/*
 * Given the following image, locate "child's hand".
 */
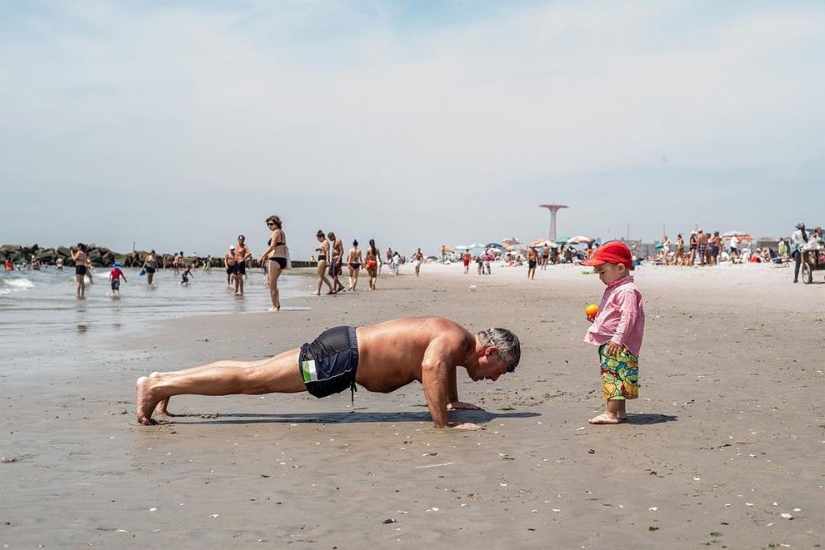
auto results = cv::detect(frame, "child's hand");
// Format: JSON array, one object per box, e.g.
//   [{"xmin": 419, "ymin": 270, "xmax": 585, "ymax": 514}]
[{"xmin": 605, "ymin": 342, "xmax": 624, "ymax": 357}]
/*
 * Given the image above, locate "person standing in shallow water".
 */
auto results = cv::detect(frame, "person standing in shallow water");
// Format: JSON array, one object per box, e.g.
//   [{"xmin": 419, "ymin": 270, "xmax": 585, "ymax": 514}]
[
  {"xmin": 258, "ymin": 215, "xmax": 288, "ymax": 310},
  {"xmin": 70, "ymin": 243, "xmax": 88, "ymax": 299},
  {"xmin": 109, "ymin": 262, "xmax": 127, "ymax": 298},
  {"xmin": 142, "ymin": 250, "xmax": 158, "ymax": 285},
  {"xmin": 233, "ymin": 235, "xmax": 252, "ymax": 296},
  {"xmin": 224, "ymin": 245, "xmax": 236, "ymax": 287}
]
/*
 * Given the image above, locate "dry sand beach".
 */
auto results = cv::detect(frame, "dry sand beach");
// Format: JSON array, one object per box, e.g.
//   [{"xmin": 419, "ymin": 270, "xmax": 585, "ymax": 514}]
[{"xmin": 3, "ymin": 261, "xmax": 824, "ymax": 549}]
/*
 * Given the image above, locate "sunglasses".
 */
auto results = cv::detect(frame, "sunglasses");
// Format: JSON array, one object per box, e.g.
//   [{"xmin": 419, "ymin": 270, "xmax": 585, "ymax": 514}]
[
  {"xmin": 498, "ymin": 350, "xmax": 516, "ymax": 373},
  {"xmin": 266, "ymin": 222, "xmax": 275, "ymax": 227}
]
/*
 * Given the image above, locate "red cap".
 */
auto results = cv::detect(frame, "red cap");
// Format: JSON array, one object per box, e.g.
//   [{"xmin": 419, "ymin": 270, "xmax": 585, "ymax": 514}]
[{"xmin": 582, "ymin": 241, "xmax": 633, "ymax": 269}]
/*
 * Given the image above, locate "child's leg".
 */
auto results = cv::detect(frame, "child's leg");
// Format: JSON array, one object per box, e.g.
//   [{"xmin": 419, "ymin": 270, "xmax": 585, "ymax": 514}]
[
  {"xmin": 605, "ymin": 399, "xmax": 627, "ymax": 419},
  {"xmin": 590, "ymin": 344, "xmax": 637, "ymax": 425}
]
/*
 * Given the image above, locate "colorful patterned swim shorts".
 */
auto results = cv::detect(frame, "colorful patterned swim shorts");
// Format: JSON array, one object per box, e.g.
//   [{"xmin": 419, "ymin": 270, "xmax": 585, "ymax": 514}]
[{"xmin": 598, "ymin": 343, "xmax": 639, "ymax": 401}]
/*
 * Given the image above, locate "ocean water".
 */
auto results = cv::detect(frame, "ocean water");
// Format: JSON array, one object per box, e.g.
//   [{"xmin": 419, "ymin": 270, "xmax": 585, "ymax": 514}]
[{"xmin": 0, "ymin": 267, "xmax": 308, "ymax": 368}]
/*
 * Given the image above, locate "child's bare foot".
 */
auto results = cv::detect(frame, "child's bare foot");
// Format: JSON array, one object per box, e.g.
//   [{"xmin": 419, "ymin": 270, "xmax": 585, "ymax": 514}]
[{"xmin": 589, "ymin": 412, "xmax": 627, "ymax": 425}]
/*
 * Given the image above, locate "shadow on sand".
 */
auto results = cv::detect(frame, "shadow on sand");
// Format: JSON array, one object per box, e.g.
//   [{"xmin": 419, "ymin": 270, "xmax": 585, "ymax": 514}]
[
  {"xmin": 156, "ymin": 409, "xmax": 541, "ymax": 426},
  {"xmin": 627, "ymin": 413, "xmax": 678, "ymax": 425}
]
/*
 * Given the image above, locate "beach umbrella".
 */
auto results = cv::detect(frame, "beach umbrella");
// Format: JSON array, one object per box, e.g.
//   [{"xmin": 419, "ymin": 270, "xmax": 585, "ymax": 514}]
[
  {"xmin": 467, "ymin": 242, "xmax": 486, "ymax": 249},
  {"xmin": 501, "ymin": 236, "xmax": 522, "ymax": 246},
  {"xmin": 567, "ymin": 235, "xmax": 593, "ymax": 244},
  {"xmin": 503, "ymin": 242, "xmax": 528, "ymax": 253},
  {"xmin": 722, "ymin": 231, "xmax": 753, "ymax": 243},
  {"xmin": 654, "ymin": 241, "xmax": 664, "ymax": 250},
  {"xmin": 455, "ymin": 245, "xmax": 469, "ymax": 250},
  {"xmin": 485, "ymin": 242, "xmax": 505, "ymax": 250},
  {"xmin": 531, "ymin": 238, "xmax": 561, "ymax": 248}
]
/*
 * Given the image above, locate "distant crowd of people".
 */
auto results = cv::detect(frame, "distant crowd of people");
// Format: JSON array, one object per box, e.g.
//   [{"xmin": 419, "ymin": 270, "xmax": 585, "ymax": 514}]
[{"xmin": 652, "ymin": 224, "xmax": 823, "ymax": 274}]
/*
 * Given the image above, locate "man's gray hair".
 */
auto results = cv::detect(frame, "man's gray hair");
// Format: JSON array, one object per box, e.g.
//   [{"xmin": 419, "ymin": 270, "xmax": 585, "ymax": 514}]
[{"xmin": 478, "ymin": 328, "xmax": 521, "ymax": 368}]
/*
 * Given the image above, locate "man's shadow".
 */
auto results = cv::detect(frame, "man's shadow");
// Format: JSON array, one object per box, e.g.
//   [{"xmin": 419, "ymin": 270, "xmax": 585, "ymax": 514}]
[{"xmin": 157, "ymin": 409, "xmax": 540, "ymax": 426}]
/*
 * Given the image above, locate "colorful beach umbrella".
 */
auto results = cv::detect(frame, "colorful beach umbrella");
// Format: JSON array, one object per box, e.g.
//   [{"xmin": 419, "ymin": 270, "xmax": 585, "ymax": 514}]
[
  {"xmin": 567, "ymin": 235, "xmax": 593, "ymax": 244},
  {"xmin": 722, "ymin": 231, "xmax": 753, "ymax": 242},
  {"xmin": 504, "ymin": 242, "xmax": 527, "ymax": 252},
  {"xmin": 531, "ymin": 238, "xmax": 560, "ymax": 248}
]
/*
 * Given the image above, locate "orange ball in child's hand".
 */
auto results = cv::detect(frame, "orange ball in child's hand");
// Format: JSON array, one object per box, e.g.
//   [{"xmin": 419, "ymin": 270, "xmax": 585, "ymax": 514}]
[{"xmin": 585, "ymin": 304, "xmax": 599, "ymax": 318}]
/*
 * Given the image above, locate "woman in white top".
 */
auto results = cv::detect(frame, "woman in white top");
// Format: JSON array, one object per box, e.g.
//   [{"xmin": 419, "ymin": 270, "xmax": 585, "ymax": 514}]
[{"xmin": 791, "ymin": 222, "xmax": 808, "ymax": 283}]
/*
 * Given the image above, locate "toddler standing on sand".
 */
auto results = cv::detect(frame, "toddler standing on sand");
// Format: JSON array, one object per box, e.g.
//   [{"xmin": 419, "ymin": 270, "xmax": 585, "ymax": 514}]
[{"xmin": 582, "ymin": 241, "xmax": 645, "ymax": 425}]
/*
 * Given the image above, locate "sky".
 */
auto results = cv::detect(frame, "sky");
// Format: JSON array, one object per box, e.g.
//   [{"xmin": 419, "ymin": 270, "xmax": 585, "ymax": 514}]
[{"xmin": 2, "ymin": 0, "xmax": 824, "ymax": 259}]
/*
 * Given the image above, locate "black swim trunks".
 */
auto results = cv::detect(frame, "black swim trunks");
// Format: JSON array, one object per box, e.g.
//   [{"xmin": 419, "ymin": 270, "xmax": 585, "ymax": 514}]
[{"xmin": 298, "ymin": 326, "xmax": 359, "ymax": 399}]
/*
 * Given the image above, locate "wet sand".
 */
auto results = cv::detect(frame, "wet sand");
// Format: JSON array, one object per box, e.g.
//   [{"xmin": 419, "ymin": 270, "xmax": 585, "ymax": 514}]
[{"xmin": 3, "ymin": 262, "xmax": 824, "ymax": 548}]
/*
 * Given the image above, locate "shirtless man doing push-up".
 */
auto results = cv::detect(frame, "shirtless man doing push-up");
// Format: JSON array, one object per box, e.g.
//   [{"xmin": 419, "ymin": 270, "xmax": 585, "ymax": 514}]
[{"xmin": 136, "ymin": 316, "xmax": 521, "ymax": 429}]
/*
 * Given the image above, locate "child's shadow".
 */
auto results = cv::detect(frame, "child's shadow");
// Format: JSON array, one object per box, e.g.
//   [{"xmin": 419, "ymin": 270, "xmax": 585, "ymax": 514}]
[{"xmin": 628, "ymin": 413, "xmax": 678, "ymax": 425}]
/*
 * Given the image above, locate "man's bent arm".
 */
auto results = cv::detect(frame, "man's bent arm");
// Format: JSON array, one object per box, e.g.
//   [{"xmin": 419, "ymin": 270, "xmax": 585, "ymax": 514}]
[
  {"xmin": 420, "ymin": 336, "xmax": 462, "ymax": 428},
  {"xmin": 421, "ymin": 359, "xmax": 451, "ymax": 427},
  {"xmin": 448, "ymin": 365, "xmax": 459, "ymax": 404}
]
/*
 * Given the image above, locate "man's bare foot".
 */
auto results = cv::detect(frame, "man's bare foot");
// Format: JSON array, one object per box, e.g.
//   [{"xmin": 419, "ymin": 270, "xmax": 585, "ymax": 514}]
[
  {"xmin": 136, "ymin": 376, "xmax": 159, "ymax": 425},
  {"xmin": 154, "ymin": 397, "xmax": 170, "ymax": 417},
  {"xmin": 589, "ymin": 413, "xmax": 627, "ymax": 425}
]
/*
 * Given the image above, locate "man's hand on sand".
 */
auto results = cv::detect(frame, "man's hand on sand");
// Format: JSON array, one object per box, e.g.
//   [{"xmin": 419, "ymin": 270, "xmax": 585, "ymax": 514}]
[
  {"xmin": 449, "ymin": 422, "xmax": 479, "ymax": 430},
  {"xmin": 447, "ymin": 401, "xmax": 481, "ymax": 411}
]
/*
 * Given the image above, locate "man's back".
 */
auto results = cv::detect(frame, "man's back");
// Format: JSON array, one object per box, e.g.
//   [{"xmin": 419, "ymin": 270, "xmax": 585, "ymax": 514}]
[{"xmin": 355, "ymin": 317, "xmax": 473, "ymax": 393}]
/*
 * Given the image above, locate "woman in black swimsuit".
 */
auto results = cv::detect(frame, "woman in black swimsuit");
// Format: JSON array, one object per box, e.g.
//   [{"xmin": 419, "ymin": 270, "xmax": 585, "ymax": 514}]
[
  {"xmin": 346, "ymin": 239, "xmax": 363, "ymax": 291},
  {"xmin": 313, "ymin": 230, "xmax": 334, "ymax": 295},
  {"xmin": 257, "ymin": 215, "xmax": 288, "ymax": 311}
]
